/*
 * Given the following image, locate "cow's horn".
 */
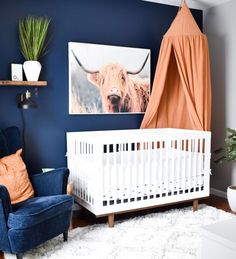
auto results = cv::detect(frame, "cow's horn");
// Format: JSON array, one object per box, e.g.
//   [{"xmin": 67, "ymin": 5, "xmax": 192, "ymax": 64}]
[
  {"xmin": 71, "ymin": 50, "xmax": 99, "ymax": 74},
  {"xmin": 127, "ymin": 53, "xmax": 149, "ymax": 75}
]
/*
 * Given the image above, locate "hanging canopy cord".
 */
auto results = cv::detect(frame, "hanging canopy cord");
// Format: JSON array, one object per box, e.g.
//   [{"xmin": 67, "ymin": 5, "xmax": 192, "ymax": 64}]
[{"xmin": 178, "ymin": 0, "xmax": 186, "ymax": 11}]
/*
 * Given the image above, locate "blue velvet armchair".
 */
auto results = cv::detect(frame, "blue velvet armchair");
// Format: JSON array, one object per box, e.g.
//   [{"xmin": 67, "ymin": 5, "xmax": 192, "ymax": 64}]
[{"xmin": 0, "ymin": 126, "xmax": 74, "ymax": 259}]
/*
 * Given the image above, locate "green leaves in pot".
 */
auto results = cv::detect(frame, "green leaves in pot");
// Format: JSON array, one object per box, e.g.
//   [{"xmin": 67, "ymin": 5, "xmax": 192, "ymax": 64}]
[
  {"xmin": 214, "ymin": 128, "xmax": 236, "ymax": 164},
  {"xmin": 19, "ymin": 15, "xmax": 51, "ymax": 61}
]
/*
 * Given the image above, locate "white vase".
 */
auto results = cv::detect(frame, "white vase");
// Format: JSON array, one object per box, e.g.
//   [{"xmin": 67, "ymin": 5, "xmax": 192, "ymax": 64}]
[
  {"xmin": 227, "ymin": 186, "xmax": 236, "ymax": 212},
  {"xmin": 23, "ymin": 60, "xmax": 42, "ymax": 81}
]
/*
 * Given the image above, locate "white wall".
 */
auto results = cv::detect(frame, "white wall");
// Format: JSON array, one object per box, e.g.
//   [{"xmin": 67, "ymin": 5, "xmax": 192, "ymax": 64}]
[
  {"xmin": 204, "ymin": 0, "xmax": 236, "ymax": 192},
  {"xmin": 143, "ymin": 0, "xmax": 233, "ymax": 10}
]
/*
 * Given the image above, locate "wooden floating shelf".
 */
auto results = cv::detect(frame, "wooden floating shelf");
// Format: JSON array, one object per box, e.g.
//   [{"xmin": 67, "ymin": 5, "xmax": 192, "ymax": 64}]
[{"xmin": 0, "ymin": 80, "xmax": 47, "ymax": 86}]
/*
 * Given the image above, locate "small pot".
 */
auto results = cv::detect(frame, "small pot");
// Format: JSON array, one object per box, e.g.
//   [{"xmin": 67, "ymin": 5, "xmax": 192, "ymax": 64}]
[
  {"xmin": 23, "ymin": 60, "xmax": 42, "ymax": 81},
  {"xmin": 227, "ymin": 185, "xmax": 236, "ymax": 212}
]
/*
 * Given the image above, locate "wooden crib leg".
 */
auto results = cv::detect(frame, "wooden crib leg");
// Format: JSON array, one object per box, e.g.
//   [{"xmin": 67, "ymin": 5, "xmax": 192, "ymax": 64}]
[
  {"xmin": 193, "ymin": 199, "xmax": 198, "ymax": 212},
  {"xmin": 108, "ymin": 213, "xmax": 115, "ymax": 228}
]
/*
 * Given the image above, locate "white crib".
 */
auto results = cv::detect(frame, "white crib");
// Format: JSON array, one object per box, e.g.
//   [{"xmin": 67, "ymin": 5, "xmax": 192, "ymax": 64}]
[{"xmin": 67, "ymin": 128, "xmax": 211, "ymax": 226}]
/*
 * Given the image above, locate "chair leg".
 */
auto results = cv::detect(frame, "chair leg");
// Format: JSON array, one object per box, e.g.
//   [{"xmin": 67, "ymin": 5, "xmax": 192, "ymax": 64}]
[
  {"xmin": 16, "ymin": 253, "xmax": 23, "ymax": 259},
  {"xmin": 63, "ymin": 231, "xmax": 68, "ymax": 242}
]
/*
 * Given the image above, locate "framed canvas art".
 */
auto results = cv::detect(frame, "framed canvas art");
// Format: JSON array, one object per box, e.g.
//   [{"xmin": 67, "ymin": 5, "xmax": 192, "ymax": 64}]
[{"xmin": 68, "ymin": 42, "xmax": 150, "ymax": 114}]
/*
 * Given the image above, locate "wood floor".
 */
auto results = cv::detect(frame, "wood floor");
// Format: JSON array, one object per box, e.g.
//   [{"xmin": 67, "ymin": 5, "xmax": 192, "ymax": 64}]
[{"xmin": 0, "ymin": 195, "xmax": 233, "ymax": 259}]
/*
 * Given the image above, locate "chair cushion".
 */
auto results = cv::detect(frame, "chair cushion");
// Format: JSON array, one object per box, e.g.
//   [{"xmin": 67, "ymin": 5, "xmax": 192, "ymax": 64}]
[
  {"xmin": 0, "ymin": 149, "xmax": 34, "ymax": 204},
  {"xmin": 8, "ymin": 194, "xmax": 73, "ymax": 230}
]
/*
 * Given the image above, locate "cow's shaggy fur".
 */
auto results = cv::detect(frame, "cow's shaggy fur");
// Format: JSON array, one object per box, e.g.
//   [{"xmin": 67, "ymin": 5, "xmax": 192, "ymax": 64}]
[{"xmin": 87, "ymin": 63, "xmax": 149, "ymax": 113}]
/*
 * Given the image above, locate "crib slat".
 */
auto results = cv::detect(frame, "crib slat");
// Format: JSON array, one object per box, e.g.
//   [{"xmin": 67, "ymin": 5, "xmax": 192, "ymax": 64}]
[
  {"xmin": 159, "ymin": 141, "xmax": 163, "ymax": 197},
  {"xmin": 122, "ymin": 143, "xmax": 126, "ymax": 203},
  {"xmin": 123, "ymin": 143, "xmax": 127, "ymax": 202},
  {"xmin": 83, "ymin": 142, "xmax": 87, "ymax": 201},
  {"xmin": 128, "ymin": 143, "xmax": 132, "ymax": 203},
  {"xmin": 84, "ymin": 142, "xmax": 87, "ymax": 201},
  {"xmin": 114, "ymin": 143, "xmax": 118, "ymax": 206},
  {"xmin": 176, "ymin": 140, "xmax": 181, "ymax": 195},
  {"xmin": 115, "ymin": 144, "xmax": 119, "ymax": 205},
  {"xmin": 171, "ymin": 140, "xmax": 174, "ymax": 196},
  {"xmin": 87, "ymin": 144, "xmax": 90, "ymax": 203},
  {"xmin": 131, "ymin": 143, "xmax": 136, "ymax": 202},
  {"xmin": 139, "ymin": 143, "xmax": 142, "ymax": 200},
  {"xmin": 103, "ymin": 144, "xmax": 108, "ymax": 206},
  {"xmin": 183, "ymin": 139, "xmax": 187, "ymax": 193},
  {"xmin": 153, "ymin": 141, "xmax": 158, "ymax": 198},
  {"xmin": 149, "ymin": 142, "xmax": 153, "ymax": 198},
  {"xmin": 193, "ymin": 139, "xmax": 199, "ymax": 191},
  {"xmin": 79, "ymin": 141, "xmax": 82, "ymax": 199},
  {"xmin": 125, "ymin": 143, "xmax": 129, "ymax": 201},
  {"xmin": 165, "ymin": 141, "xmax": 169, "ymax": 197},
  {"xmin": 81, "ymin": 142, "xmax": 84, "ymax": 200},
  {"xmin": 143, "ymin": 142, "xmax": 146, "ymax": 200},
  {"xmin": 85, "ymin": 143, "xmax": 89, "ymax": 202},
  {"xmin": 76, "ymin": 141, "xmax": 79, "ymax": 199},
  {"xmin": 84, "ymin": 143, "xmax": 88, "ymax": 203},
  {"xmin": 135, "ymin": 142, "xmax": 138, "ymax": 202},
  {"xmin": 84, "ymin": 143, "xmax": 87, "ymax": 202},
  {"xmin": 188, "ymin": 140, "xmax": 192, "ymax": 193},
  {"xmin": 199, "ymin": 138, "xmax": 203, "ymax": 191},
  {"xmin": 115, "ymin": 143, "xmax": 119, "ymax": 205},
  {"xmin": 89, "ymin": 144, "xmax": 92, "ymax": 203},
  {"xmin": 117, "ymin": 144, "xmax": 121, "ymax": 205},
  {"xmin": 146, "ymin": 141, "xmax": 150, "ymax": 199},
  {"xmin": 79, "ymin": 141, "xmax": 82, "ymax": 198}
]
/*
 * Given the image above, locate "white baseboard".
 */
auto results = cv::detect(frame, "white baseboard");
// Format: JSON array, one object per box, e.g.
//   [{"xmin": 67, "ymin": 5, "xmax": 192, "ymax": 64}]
[{"xmin": 210, "ymin": 187, "xmax": 227, "ymax": 199}]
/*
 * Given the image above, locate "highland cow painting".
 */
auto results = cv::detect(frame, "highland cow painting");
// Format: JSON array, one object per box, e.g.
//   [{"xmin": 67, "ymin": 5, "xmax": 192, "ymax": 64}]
[{"xmin": 69, "ymin": 42, "xmax": 150, "ymax": 114}]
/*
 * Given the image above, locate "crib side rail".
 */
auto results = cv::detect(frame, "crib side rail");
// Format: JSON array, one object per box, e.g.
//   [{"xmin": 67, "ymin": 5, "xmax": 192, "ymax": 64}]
[{"xmin": 67, "ymin": 129, "xmax": 210, "ymax": 144}]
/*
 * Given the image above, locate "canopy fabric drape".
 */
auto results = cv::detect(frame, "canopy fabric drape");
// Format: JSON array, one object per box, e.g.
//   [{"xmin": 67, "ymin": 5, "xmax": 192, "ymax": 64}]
[{"xmin": 141, "ymin": 2, "xmax": 211, "ymax": 131}]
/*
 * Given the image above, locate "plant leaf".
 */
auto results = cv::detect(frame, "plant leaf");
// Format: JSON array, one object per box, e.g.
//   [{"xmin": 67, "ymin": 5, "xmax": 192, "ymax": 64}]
[
  {"xmin": 226, "ymin": 128, "xmax": 236, "ymax": 134},
  {"xmin": 19, "ymin": 16, "xmax": 50, "ymax": 61}
]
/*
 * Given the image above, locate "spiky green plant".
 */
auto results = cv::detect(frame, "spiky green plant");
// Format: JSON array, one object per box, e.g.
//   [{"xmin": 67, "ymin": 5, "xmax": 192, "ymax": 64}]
[
  {"xmin": 19, "ymin": 16, "xmax": 50, "ymax": 61},
  {"xmin": 214, "ymin": 128, "xmax": 236, "ymax": 164}
]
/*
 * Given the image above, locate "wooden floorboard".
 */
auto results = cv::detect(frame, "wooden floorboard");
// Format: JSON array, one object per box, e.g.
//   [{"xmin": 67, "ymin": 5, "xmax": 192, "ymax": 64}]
[{"xmin": 0, "ymin": 195, "xmax": 233, "ymax": 259}]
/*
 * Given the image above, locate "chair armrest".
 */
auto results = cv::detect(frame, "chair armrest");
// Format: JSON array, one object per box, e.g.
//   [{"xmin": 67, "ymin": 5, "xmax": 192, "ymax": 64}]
[{"xmin": 30, "ymin": 168, "xmax": 69, "ymax": 197}]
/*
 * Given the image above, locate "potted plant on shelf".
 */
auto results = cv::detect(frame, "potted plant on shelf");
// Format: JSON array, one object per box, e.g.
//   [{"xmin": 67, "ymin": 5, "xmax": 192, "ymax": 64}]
[
  {"xmin": 215, "ymin": 127, "xmax": 236, "ymax": 212},
  {"xmin": 19, "ymin": 15, "xmax": 51, "ymax": 81}
]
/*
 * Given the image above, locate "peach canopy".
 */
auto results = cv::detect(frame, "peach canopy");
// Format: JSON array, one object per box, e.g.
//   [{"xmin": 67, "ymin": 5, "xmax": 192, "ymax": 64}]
[{"xmin": 141, "ymin": 2, "xmax": 211, "ymax": 131}]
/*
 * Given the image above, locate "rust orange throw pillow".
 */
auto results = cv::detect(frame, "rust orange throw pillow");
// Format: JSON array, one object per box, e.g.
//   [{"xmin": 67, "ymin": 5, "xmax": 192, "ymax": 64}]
[{"xmin": 0, "ymin": 149, "xmax": 34, "ymax": 204}]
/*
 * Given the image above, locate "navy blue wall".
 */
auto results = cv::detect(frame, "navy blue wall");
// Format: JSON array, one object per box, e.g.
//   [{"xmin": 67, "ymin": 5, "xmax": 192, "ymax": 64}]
[{"xmin": 0, "ymin": 0, "xmax": 202, "ymax": 173}]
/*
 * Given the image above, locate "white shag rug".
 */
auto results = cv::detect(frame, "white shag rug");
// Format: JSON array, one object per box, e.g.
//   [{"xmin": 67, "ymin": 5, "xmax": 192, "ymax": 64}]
[{"xmin": 5, "ymin": 205, "xmax": 235, "ymax": 259}]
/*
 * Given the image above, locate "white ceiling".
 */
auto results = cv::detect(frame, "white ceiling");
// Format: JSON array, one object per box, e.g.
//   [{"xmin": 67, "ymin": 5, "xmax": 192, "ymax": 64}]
[{"xmin": 143, "ymin": 0, "xmax": 232, "ymax": 10}]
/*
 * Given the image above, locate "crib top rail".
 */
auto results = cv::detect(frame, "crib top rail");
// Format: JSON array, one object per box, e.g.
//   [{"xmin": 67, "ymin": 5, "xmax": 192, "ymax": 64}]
[{"xmin": 66, "ymin": 128, "xmax": 211, "ymax": 145}]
